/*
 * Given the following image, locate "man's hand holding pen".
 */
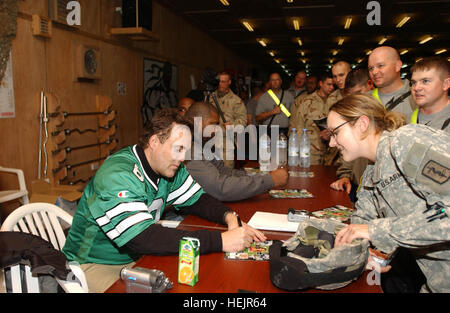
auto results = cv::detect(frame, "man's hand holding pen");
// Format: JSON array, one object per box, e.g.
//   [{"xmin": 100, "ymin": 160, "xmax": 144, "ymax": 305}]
[{"xmin": 222, "ymin": 211, "xmax": 267, "ymax": 252}]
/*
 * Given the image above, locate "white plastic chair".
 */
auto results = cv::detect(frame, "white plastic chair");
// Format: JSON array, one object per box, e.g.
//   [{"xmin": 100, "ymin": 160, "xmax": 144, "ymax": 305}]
[
  {"xmin": 0, "ymin": 167, "xmax": 30, "ymax": 205},
  {"xmin": 0, "ymin": 202, "xmax": 88, "ymax": 293}
]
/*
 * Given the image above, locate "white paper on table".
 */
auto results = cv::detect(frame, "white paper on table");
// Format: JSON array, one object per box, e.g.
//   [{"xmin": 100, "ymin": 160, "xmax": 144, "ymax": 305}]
[{"xmin": 248, "ymin": 211, "xmax": 299, "ymax": 232}]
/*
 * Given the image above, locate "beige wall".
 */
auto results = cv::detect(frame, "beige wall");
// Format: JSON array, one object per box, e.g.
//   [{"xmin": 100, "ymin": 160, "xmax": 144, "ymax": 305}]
[{"xmin": 0, "ymin": 0, "xmax": 251, "ymax": 212}]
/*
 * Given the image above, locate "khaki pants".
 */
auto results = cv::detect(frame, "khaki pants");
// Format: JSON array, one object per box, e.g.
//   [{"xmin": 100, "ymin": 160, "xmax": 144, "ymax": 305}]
[{"xmin": 81, "ymin": 262, "xmax": 135, "ymax": 293}]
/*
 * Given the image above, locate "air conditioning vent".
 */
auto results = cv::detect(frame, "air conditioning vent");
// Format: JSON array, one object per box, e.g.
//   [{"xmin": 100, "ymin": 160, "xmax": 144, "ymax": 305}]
[{"xmin": 32, "ymin": 15, "xmax": 52, "ymax": 38}]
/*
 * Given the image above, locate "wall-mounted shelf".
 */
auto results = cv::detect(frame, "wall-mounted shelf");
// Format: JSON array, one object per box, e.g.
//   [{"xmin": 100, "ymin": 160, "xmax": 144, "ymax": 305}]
[{"xmin": 110, "ymin": 27, "xmax": 159, "ymax": 41}]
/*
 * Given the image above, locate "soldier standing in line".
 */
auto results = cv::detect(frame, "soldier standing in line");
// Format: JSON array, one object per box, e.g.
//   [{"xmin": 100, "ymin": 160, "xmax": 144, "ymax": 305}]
[
  {"xmin": 327, "ymin": 61, "xmax": 352, "ymax": 108},
  {"xmin": 410, "ymin": 56, "xmax": 450, "ymax": 132},
  {"xmin": 287, "ymin": 70, "xmax": 307, "ymax": 99},
  {"xmin": 368, "ymin": 46, "xmax": 417, "ymax": 120},
  {"xmin": 328, "ymin": 94, "xmax": 449, "ymax": 293},
  {"xmin": 208, "ymin": 71, "xmax": 247, "ymax": 168},
  {"xmin": 289, "ymin": 72, "xmax": 334, "ymax": 165},
  {"xmin": 255, "ymin": 72, "xmax": 294, "ymax": 137}
]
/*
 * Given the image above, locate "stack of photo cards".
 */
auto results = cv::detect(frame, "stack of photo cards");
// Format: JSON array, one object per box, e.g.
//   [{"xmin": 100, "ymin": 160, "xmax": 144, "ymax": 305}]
[
  {"xmin": 225, "ymin": 241, "xmax": 273, "ymax": 261},
  {"xmin": 269, "ymin": 189, "xmax": 314, "ymax": 198},
  {"xmin": 311, "ymin": 205, "xmax": 354, "ymax": 223}
]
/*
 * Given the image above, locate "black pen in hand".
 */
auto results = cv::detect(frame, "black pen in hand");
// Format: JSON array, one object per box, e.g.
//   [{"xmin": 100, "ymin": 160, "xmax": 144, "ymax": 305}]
[
  {"xmin": 234, "ymin": 212, "xmax": 242, "ymax": 227},
  {"xmin": 237, "ymin": 215, "xmax": 242, "ymax": 227}
]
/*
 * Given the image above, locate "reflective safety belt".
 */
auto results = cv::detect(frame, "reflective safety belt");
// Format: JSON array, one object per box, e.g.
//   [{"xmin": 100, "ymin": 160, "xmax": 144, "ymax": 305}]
[
  {"xmin": 372, "ymin": 88, "xmax": 381, "ymax": 104},
  {"xmin": 268, "ymin": 89, "xmax": 291, "ymax": 117},
  {"xmin": 410, "ymin": 108, "xmax": 419, "ymax": 124}
]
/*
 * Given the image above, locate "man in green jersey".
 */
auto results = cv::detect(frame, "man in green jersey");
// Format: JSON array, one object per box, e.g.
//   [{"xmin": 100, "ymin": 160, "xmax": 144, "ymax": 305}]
[{"xmin": 63, "ymin": 108, "xmax": 266, "ymax": 292}]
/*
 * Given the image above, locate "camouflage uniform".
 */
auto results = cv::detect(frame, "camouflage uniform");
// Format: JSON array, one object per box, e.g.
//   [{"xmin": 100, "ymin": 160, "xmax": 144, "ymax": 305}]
[
  {"xmin": 352, "ymin": 124, "xmax": 450, "ymax": 292},
  {"xmin": 289, "ymin": 91, "xmax": 328, "ymax": 165},
  {"xmin": 324, "ymin": 89, "xmax": 345, "ymax": 165},
  {"xmin": 326, "ymin": 89, "xmax": 344, "ymax": 109},
  {"xmin": 209, "ymin": 90, "xmax": 247, "ymax": 168}
]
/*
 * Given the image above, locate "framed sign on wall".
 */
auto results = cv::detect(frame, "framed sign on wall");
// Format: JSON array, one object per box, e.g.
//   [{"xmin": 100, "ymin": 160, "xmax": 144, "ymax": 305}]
[{"xmin": 142, "ymin": 59, "xmax": 178, "ymax": 126}]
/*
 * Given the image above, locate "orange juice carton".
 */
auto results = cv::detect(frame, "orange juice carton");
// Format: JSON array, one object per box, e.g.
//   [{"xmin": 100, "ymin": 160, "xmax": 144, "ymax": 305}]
[{"xmin": 178, "ymin": 237, "xmax": 200, "ymax": 286}]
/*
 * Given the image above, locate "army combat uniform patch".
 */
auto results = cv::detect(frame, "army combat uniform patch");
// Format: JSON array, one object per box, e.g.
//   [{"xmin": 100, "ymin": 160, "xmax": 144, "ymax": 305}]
[{"xmin": 422, "ymin": 160, "xmax": 449, "ymax": 185}]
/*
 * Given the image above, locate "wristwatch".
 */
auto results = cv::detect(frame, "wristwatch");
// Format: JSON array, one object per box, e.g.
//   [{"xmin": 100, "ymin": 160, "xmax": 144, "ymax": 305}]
[{"xmin": 223, "ymin": 210, "xmax": 238, "ymax": 224}]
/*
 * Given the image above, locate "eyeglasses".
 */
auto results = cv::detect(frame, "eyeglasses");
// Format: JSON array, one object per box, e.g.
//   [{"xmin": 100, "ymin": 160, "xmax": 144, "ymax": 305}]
[{"xmin": 328, "ymin": 120, "xmax": 352, "ymax": 139}]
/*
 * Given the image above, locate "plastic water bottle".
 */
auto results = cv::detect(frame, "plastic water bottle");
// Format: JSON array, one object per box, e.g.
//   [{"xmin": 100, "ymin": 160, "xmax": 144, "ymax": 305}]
[
  {"xmin": 259, "ymin": 133, "xmax": 271, "ymax": 172},
  {"xmin": 300, "ymin": 128, "xmax": 310, "ymax": 168},
  {"xmin": 277, "ymin": 133, "xmax": 287, "ymax": 167},
  {"xmin": 288, "ymin": 128, "xmax": 299, "ymax": 166}
]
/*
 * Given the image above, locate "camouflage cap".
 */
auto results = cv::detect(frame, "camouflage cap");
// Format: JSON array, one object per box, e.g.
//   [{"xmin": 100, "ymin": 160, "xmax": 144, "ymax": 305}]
[{"xmin": 270, "ymin": 217, "xmax": 370, "ymax": 291}]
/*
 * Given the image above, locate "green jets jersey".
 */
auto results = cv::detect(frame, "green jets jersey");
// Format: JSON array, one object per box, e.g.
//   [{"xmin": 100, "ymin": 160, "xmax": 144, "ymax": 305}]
[{"xmin": 62, "ymin": 145, "xmax": 204, "ymax": 265}]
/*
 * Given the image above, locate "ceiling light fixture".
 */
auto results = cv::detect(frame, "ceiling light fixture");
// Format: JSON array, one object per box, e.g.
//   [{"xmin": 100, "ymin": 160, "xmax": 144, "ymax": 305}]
[
  {"xmin": 257, "ymin": 38, "xmax": 267, "ymax": 47},
  {"xmin": 300, "ymin": 50, "xmax": 305, "ymax": 56},
  {"xmin": 396, "ymin": 16, "xmax": 410, "ymax": 28},
  {"xmin": 344, "ymin": 17, "xmax": 352, "ymax": 29},
  {"xmin": 241, "ymin": 19, "xmax": 254, "ymax": 32},
  {"xmin": 274, "ymin": 59, "xmax": 280, "ymax": 64},
  {"xmin": 400, "ymin": 49, "xmax": 409, "ymax": 55},
  {"xmin": 269, "ymin": 51, "xmax": 275, "ymax": 57},
  {"xmin": 332, "ymin": 50, "xmax": 338, "ymax": 56},
  {"xmin": 292, "ymin": 17, "xmax": 300, "ymax": 30},
  {"xmin": 219, "ymin": 0, "xmax": 230, "ymax": 6},
  {"xmin": 338, "ymin": 37, "xmax": 344, "ymax": 46},
  {"xmin": 419, "ymin": 36, "xmax": 433, "ymax": 44},
  {"xmin": 435, "ymin": 49, "xmax": 447, "ymax": 55},
  {"xmin": 415, "ymin": 58, "xmax": 423, "ymax": 63},
  {"xmin": 357, "ymin": 59, "xmax": 363, "ymax": 63},
  {"xmin": 366, "ymin": 50, "xmax": 372, "ymax": 55},
  {"xmin": 378, "ymin": 37, "xmax": 387, "ymax": 45},
  {"xmin": 297, "ymin": 38, "xmax": 303, "ymax": 46},
  {"xmin": 286, "ymin": 0, "xmax": 294, "ymax": 3}
]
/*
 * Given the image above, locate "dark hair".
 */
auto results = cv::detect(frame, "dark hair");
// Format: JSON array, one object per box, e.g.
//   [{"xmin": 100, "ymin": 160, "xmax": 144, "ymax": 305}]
[
  {"xmin": 218, "ymin": 71, "xmax": 232, "ymax": 80},
  {"xmin": 184, "ymin": 101, "xmax": 218, "ymax": 121},
  {"xmin": 138, "ymin": 108, "xmax": 193, "ymax": 149},
  {"xmin": 319, "ymin": 72, "xmax": 333, "ymax": 82},
  {"xmin": 345, "ymin": 68, "xmax": 370, "ymax": 89}
]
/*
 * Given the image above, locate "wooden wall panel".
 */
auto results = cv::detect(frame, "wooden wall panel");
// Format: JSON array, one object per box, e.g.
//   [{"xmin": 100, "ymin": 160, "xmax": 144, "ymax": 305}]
[{"xmin": 0, "ymin": 0, "xmax": 252, "ymax": 203}]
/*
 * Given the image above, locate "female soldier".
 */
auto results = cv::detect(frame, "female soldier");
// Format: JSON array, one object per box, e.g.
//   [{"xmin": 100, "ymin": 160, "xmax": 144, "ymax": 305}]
[{"xmin": 327, "ymin": 94, "xmax": 449, "ymax": 293}]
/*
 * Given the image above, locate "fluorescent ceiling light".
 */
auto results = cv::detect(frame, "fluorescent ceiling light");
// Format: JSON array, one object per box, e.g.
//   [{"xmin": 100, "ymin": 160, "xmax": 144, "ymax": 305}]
[
  {"xmin": 241, "ymin": 19, "xmax": 254, "ymax": 32},
  {"xmin": 332, "ymin": 50, "xmax": 338, "ymax": 56},
  {"xmin": 435, "ymin": 49, "xmax": 447, "ymax": 55},
  {"xmin": 378, "ymin": 37, "xmax": 387, "ymax": 45},
  {"xmin": 274, "ymin": 59, "xmax": 280, "ymax": 63},
  {"xmin": 219, "ymin": 0, "xmax": 230, "ymax": 6},
  {"xmin": 338, "ymin": 37, "xmax": 344, "ymax": 46},
  {"xmin": 297, "ymin": 38, "xmax": 302, "ymax": 46},
  {"xmin": 366, "ymin": 50, "xmax": 372, "ymax": 55},
  {"xmin": 344, "ymin": 17, "xmax": 352, "ymax": 29},
  {"xmin": 286, "ymin": 0, "xmax": 293, "ymax": 3},
  {"xmin": 269, "ymin": 51, "xmax": 275, "ymax": 57},
  {"xmin": 357, "ymin": 59, "xmax": 363, "ymax": 63},
  {"xmin": 257, "ymin": 38, "xmax": 267, "ymax": 47},
  {"xmin": 396, "ymin": 16, "xmax": 410, "ymax": 28},
  {"xmin": 292, "ymin": 17, "xmax": 300, "ymax": 30},
  {"xmin": 419, "ymin": 36, "xmax": 433, "ymax": 44},
  {"xmin": 300, "ymin": 51, "xmax": 305, "ymax": 56},
  {"xmin": 400, "ymin": 49, "xmax": 409, "ymax": 55}
]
